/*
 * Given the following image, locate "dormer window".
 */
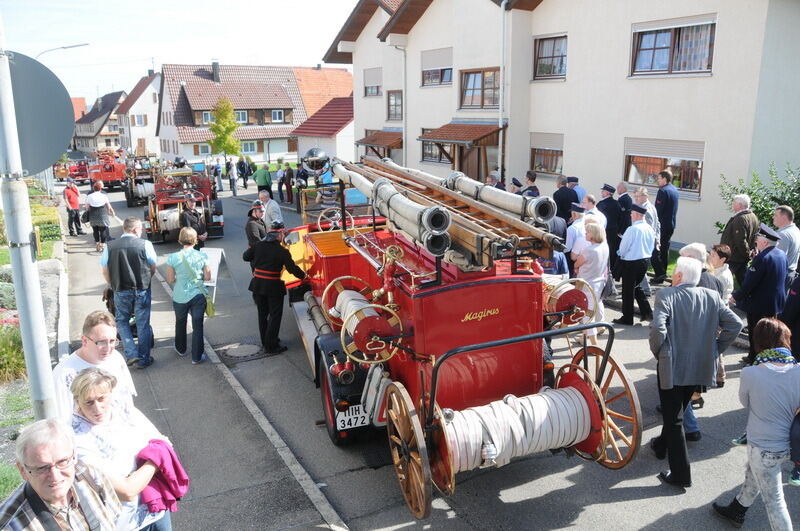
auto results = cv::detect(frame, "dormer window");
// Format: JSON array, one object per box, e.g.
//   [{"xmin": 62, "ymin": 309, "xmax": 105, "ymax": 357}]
[
  {"xmin": 235, "ymin": 110, "xmax": 247, "ymax": 123},
  {"xmin": 271, "ymin": 110, "xmax": 284, "ymax": 123},
  {"xmin": 202, "ymin": 111, "xmax": 212, "ymax": 124}
]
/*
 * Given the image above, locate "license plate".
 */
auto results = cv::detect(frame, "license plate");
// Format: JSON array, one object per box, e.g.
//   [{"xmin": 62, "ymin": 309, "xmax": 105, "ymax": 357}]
[
  {"xmin": 212, "ymin": 215, "xmax": 223, "ymax": 223},
  {"xmin": 336, "ymin": 404, "xmax": 368, "ymax": 430}
]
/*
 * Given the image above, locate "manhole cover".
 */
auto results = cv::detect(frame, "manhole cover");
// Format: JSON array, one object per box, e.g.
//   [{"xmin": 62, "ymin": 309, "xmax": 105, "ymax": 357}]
[{"xmin": 215, "ymin": 342, "xmax": 268, "ymax": 364}]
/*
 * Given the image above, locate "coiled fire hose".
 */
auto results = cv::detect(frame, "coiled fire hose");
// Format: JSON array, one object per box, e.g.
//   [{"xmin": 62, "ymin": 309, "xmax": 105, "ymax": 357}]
[{"xmin": 442, "ymin": 387, "xmax": 592, "ymax": 473}]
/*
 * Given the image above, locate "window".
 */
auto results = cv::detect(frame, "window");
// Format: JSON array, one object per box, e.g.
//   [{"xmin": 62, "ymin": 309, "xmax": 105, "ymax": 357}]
[
  {"xmin": 241, "ymin": 141, "xmax": 256, "ymax": 154},
  {"xmin": 387, "ymin": 91, "xmax": 403, "ymax": 121},
  {"xmin": 235, "ymin": 110, "xmax": 247, "ymax": 123},
  {"xmin": 133, "ymin": 115, "xmax": 146, "ymax": 126},
  {"xmin": 152, "ymin": 93, "xmax": 158, "ymax": 103},
  {"xmin": 363, "ymin": 67, "xmax": 382, "ymax": 97},
  {"xmin": 202, "ymin": 111, "xmax": 212, "ymax": 124},
  {"xmin": 626, "ymin": 156, "xmax": 702, "ymax": 193},
  {"xmin": 534, "ymin": 36, "xmax": 567, "ymax": 79},
  {"xmin": 108, "ymin": 124, "xmax": 118, "ymax": 132},
  {"xmin": 460, "ymin": 68, "xmax": 499, "ymax": 109},
  {"xmin": 422, "ymin": 68, "xmax": 452, "ymax": 86},
  {"xmin": 198, "ymin": 144, "xmax": 211, "ymax": 155},
  {"xmin": 632, "ymin": 23, "xmax": 715, "ymax": 75},
  {"xmin": 105, "ymin": 139, "xmax": 112, "ymax": 147},
  {"xmin": 421, "ymin": 128, "xmax": 452, "ymax": 163},
  {"xmin": 365, "ymin": 85, "xmax": 381, "ymax": 97},
  {"xmin": 530, "ymin": 148, "xmax": 563, "ymax": 174},
  {"xmin": 271, "ymin": 110, "xmax": 284, "ymax": 123}
]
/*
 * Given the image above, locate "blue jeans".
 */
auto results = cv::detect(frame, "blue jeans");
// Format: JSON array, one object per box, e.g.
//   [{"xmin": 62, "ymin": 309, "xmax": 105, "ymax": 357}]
[
  {"xmin": 173, "ymin": 293, "xmax": 206, "ymax": 361},
  {"xmin": 114, "ymin": 289, "xmax": 153, "ymax": 366},
  {"xmin": 141, "ymin": 512, "xmax": 172, "ymax": 531},
  {"xmin": 737, "ymin": 445, "xmax": 793, "ymax": 531}
]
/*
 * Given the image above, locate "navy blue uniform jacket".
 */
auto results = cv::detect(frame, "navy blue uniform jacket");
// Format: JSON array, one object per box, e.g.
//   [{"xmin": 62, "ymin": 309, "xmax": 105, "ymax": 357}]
[
  {"xmin": 733, "ymin": 245, "xmax": 788, "ymax": 316},
  {"xmin": 597, "ymin": 196, "xmax": 621, "ymax": 234},
  {"xmin": 618, "ymin": 193, "xmax": 633, "ymax": 235},
  {"xmin": 655, "ymin": 183, "xmax": 679, "ymax": 232},
  {"xmin": 553, "ymin": 186, "xmax": 579, "ymax": 221}
]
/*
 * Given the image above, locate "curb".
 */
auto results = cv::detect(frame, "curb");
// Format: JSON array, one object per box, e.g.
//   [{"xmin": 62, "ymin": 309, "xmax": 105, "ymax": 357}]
[
  {"xmin": 55, "ymin": 209, "xmax": 70, "ymax": 363},
  {"xmin": 151, "ymin": 269, "xmax": 349, "ymax": 531}
]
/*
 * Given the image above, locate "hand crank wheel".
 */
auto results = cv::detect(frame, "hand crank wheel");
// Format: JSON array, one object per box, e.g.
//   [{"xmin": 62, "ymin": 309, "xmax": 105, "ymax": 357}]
[
  {"xmin": 385, "ymin": 382, "xmax": 432, "ymax": 519},
  {"xmin": 570, "ymin": 346, "xmax": 642, "ymax": 469}
]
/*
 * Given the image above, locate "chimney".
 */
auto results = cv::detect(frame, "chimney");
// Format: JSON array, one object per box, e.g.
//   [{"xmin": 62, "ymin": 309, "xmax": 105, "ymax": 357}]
[
  {"xmin": 212, "ymin": 60, "xmax": 220, "ymax": 83},
  {"xmin": 314, "ymin": 63, "xmax": 321, "ymax": 70},
  {"xmin": 147, "ymin": 69, "xmax": 154, "ymax": 76}
]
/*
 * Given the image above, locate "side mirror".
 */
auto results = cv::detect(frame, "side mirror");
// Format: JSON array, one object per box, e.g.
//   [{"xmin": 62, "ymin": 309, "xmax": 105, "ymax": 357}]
[{"xmin": 284, "ymin": 231, "xmax": 300, "ymax": 245}]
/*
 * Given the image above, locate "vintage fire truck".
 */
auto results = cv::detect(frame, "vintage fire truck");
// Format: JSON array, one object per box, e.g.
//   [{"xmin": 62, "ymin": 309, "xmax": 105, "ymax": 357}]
[
  {"xmin": 284, "ymin": 153, "xmax": 642, "ymax": 518},
  {"xmin": 123, "ymin": 157, "xmax": 161, "ymax": 207},
  {"xmin": 88, "ymin": 152, "xmax": 127, "ymax": 190},
  {"xmin": 142, "ymin": 167, "xmax": 223, "ymax": 242}
]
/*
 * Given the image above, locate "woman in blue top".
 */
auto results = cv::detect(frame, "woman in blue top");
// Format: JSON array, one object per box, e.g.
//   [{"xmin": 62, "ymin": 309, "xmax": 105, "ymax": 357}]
[{"xmin": 165, "ymin": 227, "xmax": 211, "ymax": 364}]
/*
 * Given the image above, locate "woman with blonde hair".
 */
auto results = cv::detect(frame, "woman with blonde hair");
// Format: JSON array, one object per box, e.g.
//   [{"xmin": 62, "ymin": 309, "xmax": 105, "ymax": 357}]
[
  {"xmin": 165, "ymin": 227, "xmax": 211, "ymax": 364},
  {"xmin": 573, "ymin": 221, "xmax": 609, "ymax": 345}
]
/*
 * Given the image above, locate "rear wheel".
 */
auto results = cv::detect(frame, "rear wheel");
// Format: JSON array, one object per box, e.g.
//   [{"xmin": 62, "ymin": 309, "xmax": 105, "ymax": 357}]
[
  {"xmin": 319, "ymin": 357, "xmax": 347, "ymax": 446},
  {"xmin": 124, "ymin": 186, "xmax": 134, "ymax": 207}
]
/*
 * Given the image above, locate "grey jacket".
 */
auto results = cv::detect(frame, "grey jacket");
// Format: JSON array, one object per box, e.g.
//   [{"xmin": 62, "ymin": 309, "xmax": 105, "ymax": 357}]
[{"xmin": 649, "ymin": 285, "xmax": 743, "ymax": 389}]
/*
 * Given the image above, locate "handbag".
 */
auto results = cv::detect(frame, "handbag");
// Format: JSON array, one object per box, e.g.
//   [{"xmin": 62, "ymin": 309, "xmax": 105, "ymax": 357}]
[
  {"xmin": 81, "ymin": 209, "xmax": 90, "ymax": 224},
  {"xmin": 601, "ymin": 269, "xmax": 615, "ymax": 299},
  {"xmin": 180, "ymin": 252, "xmax": 215, "ymax": 318}
]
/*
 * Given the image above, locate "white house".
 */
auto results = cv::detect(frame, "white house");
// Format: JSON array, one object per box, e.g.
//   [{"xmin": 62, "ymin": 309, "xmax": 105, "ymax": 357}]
[
  {"xmin": 291, "ymin": 96, "xmax": 355, "ymax": 162},
  {"xmin": 323, "ymin": 0, "xmax": 800, "ymax": 247},
  {"xmin": 117, "ymin": 72, "xmax": 162, "ymax": 157},
  {"xmin": 73, "ymin": 91, "xmax": 127, "ymax": 155}
]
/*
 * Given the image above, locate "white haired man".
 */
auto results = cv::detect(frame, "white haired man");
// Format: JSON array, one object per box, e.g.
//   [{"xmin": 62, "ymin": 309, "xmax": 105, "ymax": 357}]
[
  {"xmin": 774, "ymin": 205, "xmax": 800, "ymax": 288},
  {"xmin": 649, "ymin": 257, "xmax": 742, "ymax": 490},
  {"xmin": 0, "ymin": 419, "xmax": 121, "ymax": 529},
  {"xmin": 720, "ymin": 194, "xmax": 759, "ymax": 286}
]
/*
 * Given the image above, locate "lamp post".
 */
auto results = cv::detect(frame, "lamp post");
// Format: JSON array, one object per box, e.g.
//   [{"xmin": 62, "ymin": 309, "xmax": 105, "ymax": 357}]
[{"xmin": 35, "ymin": 42, "xmax": 89, "ymax": 59}]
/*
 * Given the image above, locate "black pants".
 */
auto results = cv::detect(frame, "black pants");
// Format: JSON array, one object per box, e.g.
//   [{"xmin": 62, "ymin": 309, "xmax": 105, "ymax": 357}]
[
  {"xmin": 67, "ymin": 208, "xmax": 82, "ymax": 235},
  {"xmin": 92, "ymin": 225, "xmax": 110, "ymax": 243},
  {"xmin": 653, "ymin": 378, "xmax": 695, "ymax": 483},
  {"xmin": 621, "ymin": 258, "xmax": 651, "ymax": 321},
  {"xmin": 253, "ymin": 293, "xmax": 284, "ymax": 350},
  {"xmin": 729, "ymin": 261, "xmax": 748, "ymax": 287},
  {"xmin": 256, "ymin": 184, "xmax": 274, "ymax": 199},
  {"xmin": 241, "ymin": 174, "xmax": 248, "ymax": 189},
  {"xmin": 173, "ymin": 293, "xmax": 206, "ymax": 361},
  {"xmin": 606, "ymin": 230, "xmax": 620, "ymax": 270},
  {"xmin": 652, "ymin": 228, "xmax": 673, "ymax": 277},
  {"xmin": 746, "ymin": 312, "xmax": 773, "ymax": 363},
  {"xmin": 791, "ymin": 412, "xmax": 800, "ymax": 464}
]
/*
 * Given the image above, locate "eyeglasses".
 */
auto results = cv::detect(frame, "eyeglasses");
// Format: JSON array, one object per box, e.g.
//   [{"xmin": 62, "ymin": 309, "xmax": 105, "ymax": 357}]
[
  {"xmin": 24, "ymin": 454, "xmax": 75, "ymax": 476},
  {"xmin": 86, "ymin": 336, "xmax": 117, "ymax": 348}
]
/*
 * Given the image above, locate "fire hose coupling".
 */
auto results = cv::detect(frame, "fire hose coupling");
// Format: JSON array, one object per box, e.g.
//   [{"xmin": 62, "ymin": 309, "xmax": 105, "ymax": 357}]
[{"xmin": 329, "ymin": 360, "xmax": 356, "ymax": 385}]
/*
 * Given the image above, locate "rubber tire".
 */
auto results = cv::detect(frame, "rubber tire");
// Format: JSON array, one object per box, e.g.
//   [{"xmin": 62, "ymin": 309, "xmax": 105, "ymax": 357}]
[
  {"xmin": 124, "ymin": 187, "xmax": 134, "ymax": 208},
  {"xmin": 319, "ymin": 357, "xmax": 347, "ymax": 446}
]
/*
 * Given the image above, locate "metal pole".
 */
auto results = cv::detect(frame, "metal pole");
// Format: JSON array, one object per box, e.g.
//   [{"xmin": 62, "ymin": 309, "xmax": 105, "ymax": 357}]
[{"xmin": 0, "ymin": 15, "xmax": 58, "ymax": 420}]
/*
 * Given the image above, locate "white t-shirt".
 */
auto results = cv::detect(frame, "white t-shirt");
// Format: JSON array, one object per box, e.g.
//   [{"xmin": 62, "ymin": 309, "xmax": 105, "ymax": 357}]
[
  {"xmin": 86, "ymin": 191, "xmax": 109, "ymax": 208},
  {"xmin": 52, "ymin": 350, "xmax": 137, "ymax": 424}
]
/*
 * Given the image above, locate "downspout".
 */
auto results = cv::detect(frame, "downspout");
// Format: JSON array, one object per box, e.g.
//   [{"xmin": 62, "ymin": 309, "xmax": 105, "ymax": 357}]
[
  {"xmin": 393, "ymin": 45, "xmax": 408, "ymax": 166},
  {"xmin": 498, "ymin": 0, "xmax": 508, "ymax": 181}
]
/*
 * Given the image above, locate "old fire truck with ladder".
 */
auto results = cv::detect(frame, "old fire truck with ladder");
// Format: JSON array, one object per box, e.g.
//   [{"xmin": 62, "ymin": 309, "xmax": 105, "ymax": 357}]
[{"xmin": 284, "ymin": 153, "xmax": 642, "ymax": 518}]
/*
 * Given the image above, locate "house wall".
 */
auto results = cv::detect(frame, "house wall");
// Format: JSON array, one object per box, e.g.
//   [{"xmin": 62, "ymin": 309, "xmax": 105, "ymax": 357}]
[
  {"xmin": 748, "ymin": 0, "xmax": 800, "ymax": 182},
  {"xmin": 297, "ymin": 136, "xmax": 338, "ymax": 163},
  {"xmin": 183, "ymin": 138, "xmax": 294, "ymax": 164},
  {"xmin": 335, "ymin": 122, "xmax": 357, "ymax": 163},
  {"xmin": 296, "ymin": 122, "xmax": 356, "ymax": 163},
  {"xmin": 125, "ymin": 77, "xmax": 162, "ymax": 157},
  {"xmin": 159, "ymin": 86, "xmax": 179, "ymax": 160},
  {"xmin": 526, "ymin": 0, "xmax": 773, "ymax": 247}
]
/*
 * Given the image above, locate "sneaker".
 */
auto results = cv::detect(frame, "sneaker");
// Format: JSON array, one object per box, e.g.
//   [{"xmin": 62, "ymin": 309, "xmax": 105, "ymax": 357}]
[
  {"xmin": 789, "ymin": 466, "xmax": 800, "ymax": 487},
  {"xmin": 731, "ymin": 433, "xmax": 747, "ymax": 446},
  {"xmin": 192, "ymin": 354, "xmax": 208, "ymax": 365},
  {"xmin": 263, "ymin": 345, "xmax": 288, "ymax": 356},
  {"xmin": 173, "ymin": 345, "xmax": 187, "ymax": 357},
  {"xmin": 125, "ymin": 357, "xmax": 139, "ymax": 367},
  {"xmin": 135, "ymin": 357, "xmax": 154, "ymax": 370}
]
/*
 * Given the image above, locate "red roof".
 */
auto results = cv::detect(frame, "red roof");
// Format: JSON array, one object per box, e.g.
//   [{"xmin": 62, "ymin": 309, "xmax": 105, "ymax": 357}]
[
  {"xmin": 323, "ymin": 0, "xmax": 401, "ymax": 64},
  {"xmin": 71, "ymin": 98, "xmax": 87, "ymax": 121},
  {"xmin": 116, "ymin": 74, "xmax": 159, "ymax": 115},
  {"xmin": 184, "ymin": 83, "xmax": 293, "ymax": 111},
  {"xmin": 292, "ymin": 67, "xmax": 353, "ymax": 118},
  {"xmin": 355, "ymin": 131, "xmax": 403, "ymax": 148},
  {"xmin": 177, "ymin": 125, "xmax": 296, "ymax": 143},
  {"xmin": 378, "ymin": 0, "xmax": 403, "ymax": 11},
  {"xmin": 418, "ymin": 123, "xmax": 501, "ymax": 145},
  {"xmin": 291, "ymin": 97, "xmax": 353, "ymax": 138}
]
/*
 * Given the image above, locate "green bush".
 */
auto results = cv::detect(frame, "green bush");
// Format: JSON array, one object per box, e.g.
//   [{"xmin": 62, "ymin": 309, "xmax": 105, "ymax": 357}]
[
  {"xmin": 0, "ymin": 269, "xmax": 11, "ymax": 283},
  {"xmin": 0, "ymin": 463, "xmax": 22, "ymax": 500},
  {"xmin": 277, "ymin": 156, "xmax": 284, "ymax": 166},
  {"xmin": 0, "ymin": 283, "xmax": 15, "ymax": 309},
  {"xmin": 30, "ymin": 204, "xmax": 60, "ymax": 227},
  {"xmin": 717, "ymin": 162, "xmax": 800, "ymax": 232},
  {"xmin": 37, "ymin": 224, "xmax": 61, "ymax": 242},
  {"xmin": 0, "ymin": 324, "xmax": 24, "ymax": 382}
]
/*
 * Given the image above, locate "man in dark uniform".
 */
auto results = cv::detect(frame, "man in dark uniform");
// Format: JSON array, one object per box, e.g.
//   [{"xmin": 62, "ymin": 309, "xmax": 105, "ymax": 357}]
[
  {"xmin": 245, "ymin": 200, "xmax": 268, "ymax": 248},
  {"xmin": 237, "ymin": 157, "xmax": 250, "ymax": 190},
  {"xmin": 180, "ymin": 196, "xmax": 207, "ymax": 250},
  {"xmin": 731, "ymin": 223, "xmax": 788, "ymax": 364},
  {"xmin": 520, "ymin": 171, "xmax": 540, "ymax": 197},
  {"xmin": 597, "ymin": 183, "xmax": 622, "ymax": 269},
  {"xmin": 613, "ymin": 203, "xmax": 655, "ymax": 325},
  {"xmin": 653, "ymin": 171, "xmax": 679, "ymax": 283},
  {"xmin": 243, "ymin": 221, "xmax": 306, "ymax": 354},
  {"xmin": 616, "ymin": 181, "xmax": 633, "ymax": 236},
  {"xmin": 553, "ymin": 175, "xmax": 578, "ymax": 223}
]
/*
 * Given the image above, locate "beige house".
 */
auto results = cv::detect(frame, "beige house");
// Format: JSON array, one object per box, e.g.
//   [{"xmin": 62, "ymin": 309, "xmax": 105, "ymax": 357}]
[
  {"xmin": 73, "ymin": 91, "xmax": 127, "ymax": 155},
  {"xmin": 324, "ymin": 0, "xmax": 800, "ymax": 246},
  {"xmin": 117, "ymin": 71, "xmax": 162, "ymax": 157}
]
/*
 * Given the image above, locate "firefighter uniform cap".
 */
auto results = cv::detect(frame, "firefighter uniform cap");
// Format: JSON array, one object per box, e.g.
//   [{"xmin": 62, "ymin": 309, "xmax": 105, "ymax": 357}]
[
  {"xmin": 757, "ymin": 223, "xmax": 781, "ymax": 242},
  {"xmin": 571, "ymin": 202, "xmax": 585, "ymax": 213},
  {"xmin": 567, "ymin": 176, "xmax": 579, "ymax": 183},
  {"xmin": 511, "ymin": 177, "xmax": 522, "ymax": 188},
  {"xmin": 631, "ymin": 203, "xmax": 647, "ymax": 215},
  {"xmin": 602, "ymin": 184, "xmax": 615, "ymax": 193}
]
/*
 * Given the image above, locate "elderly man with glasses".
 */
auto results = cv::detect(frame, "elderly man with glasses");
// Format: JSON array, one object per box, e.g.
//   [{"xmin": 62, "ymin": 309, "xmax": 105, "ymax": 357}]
[
  {"xmin": 52, "ymin": 311, "xmax": 138, "ymax": 424},
  {"xmin": 0, "ymin": 418, "xmax": 121, "ymax": 530}
]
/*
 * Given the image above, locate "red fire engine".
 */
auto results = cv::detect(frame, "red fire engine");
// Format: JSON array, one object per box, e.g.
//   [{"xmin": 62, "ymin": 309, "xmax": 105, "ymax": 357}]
[
  {"xmin": 284, "ymin": 152, "xmax": 642, "ymax": 518},
  {"xmin": 88, "ymin": 152, "xmax": 127, "ymax": 190}
]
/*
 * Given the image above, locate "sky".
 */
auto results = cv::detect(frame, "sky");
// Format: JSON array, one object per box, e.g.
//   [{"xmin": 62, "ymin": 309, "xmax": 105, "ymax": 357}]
[{"xmin": 1, "ymin": 0, "xmax": 358, "ymax": 104}]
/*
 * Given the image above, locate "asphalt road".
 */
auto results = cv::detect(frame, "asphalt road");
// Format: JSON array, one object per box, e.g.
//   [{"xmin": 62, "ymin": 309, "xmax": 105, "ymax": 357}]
[{"xmin": 100, "ymin": 182, "xmax": 798, "ymax": 530}]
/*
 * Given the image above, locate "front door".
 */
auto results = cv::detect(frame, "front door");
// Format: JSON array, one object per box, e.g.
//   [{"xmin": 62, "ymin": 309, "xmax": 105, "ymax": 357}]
[
  {"xmin": 136, "ymin": 138, "xmax": 146, "ymax": 156},
  {"xmin": 459, "ymin": 146, "xmax": 482, "ymax": 181}
]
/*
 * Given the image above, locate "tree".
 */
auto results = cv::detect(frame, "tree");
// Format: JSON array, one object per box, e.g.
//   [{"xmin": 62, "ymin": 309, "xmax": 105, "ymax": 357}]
[
  {"xmin": 716, "ymin": 162, "xmax": 800, "ymax": 233},
  {"xmin": 57, "ymin": 152, "xmax": 70, "ymax": 166},
  {"xmin": 208, "ymin": 98, "xmax": 240, "ymax": 160}
]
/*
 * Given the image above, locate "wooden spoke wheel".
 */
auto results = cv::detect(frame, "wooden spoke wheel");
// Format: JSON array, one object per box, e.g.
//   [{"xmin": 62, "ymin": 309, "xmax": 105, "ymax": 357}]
[
  {"xmin": 340, "ymin": 304, "xmax": 403, "ymax": 365},
  {"xmin": 320, "ymin": 275, "xmax": 373, "ymax": 327},
  {"xmin": 550, "ymin": 278, "xmax": 598, "ymax": 326},
  {"xmin": 570, "ymin": 346, "xmax": 642, "ymax": 469},
  {"xmin": 429, "ymin": 404, "xmax": 455, "ymax": 496},
  {"xmin": 317, "ymin": 207, "xmax": 355, "ymax": 232},
  {"xmin": 385, "ymin": 382, "xmax": 432, "ymax": 519}
]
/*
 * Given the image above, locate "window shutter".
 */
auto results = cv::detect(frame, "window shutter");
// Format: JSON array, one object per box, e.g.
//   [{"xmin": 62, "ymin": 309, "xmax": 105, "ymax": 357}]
[
  {"xmin": 193, "ymin": 144, "xmax": 200, "ymax": 156},
  {"xmin": 623, "ymin": 137, "xmax": 705, "ymax": 160},
  {"xmin": 530, "ymin": 132, "xmax": 564, "ymax": 151},
  {"xmin": 363, "ymin": 67, "xmax": 382, "ymax": 87},
  {"xmin": 257, "ymin": 140, "xmax": 264, "ymax": 152},
  {"xmin": 632, "ymin": 13, "xmax": 717, "ymax": 32},
  {"xmin": 421, "ymin": 47, "xmax": 453, "ymax": 71}
]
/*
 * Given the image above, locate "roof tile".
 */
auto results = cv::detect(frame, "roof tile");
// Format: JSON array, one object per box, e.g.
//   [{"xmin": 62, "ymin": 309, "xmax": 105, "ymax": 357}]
[
  {"xmin": 75, "ymin": 91, "xmax": 125, "ymax": 124},
  {"xmin": 418, "ymin": 123, "xmax": 500, "ymax": 144},
  {"xmin": 291, "ymin": 97, "xmax": 353, "ymax": 138},
  {"xmin": 184, "ymin": 82, "xmax": 293, "ymax": 111},
  {"xmin": 177, "ymin": 125, "xmax": 296, "ymax": 143},
  {"xmin": 116, "ymin": 74, "xmax": 159, "ymax": 115},
  {"xmin": 355, "ymin": 130, "xmax": 403, "ymax": 148},
  {"xmin": 292, "ymin": 67, "xmax": 353, "ymax": 118}
]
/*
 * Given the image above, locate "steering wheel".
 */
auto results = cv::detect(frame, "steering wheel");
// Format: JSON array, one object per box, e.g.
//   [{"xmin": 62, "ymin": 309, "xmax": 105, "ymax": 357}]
[
  {"xmin": 320, "ymin": 275, "xmax": 374, "ymax": 327},
  {"xmin": 317, "ymin": 207, "xmax": 355, "ymax": 232},
  {"xmin": 340, "ymin": 303, "xmax": 404, "ymax": 364}
]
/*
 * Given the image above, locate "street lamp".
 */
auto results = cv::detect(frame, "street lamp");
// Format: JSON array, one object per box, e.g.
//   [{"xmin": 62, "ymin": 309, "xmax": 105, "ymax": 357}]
[{"xmin": 35, "ymin": 43, "xmax": 89, "ymax": 59}]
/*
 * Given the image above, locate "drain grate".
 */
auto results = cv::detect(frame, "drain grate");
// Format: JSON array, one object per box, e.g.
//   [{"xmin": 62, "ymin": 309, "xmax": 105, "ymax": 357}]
[{"xmin": 214, "ymin": 342, "xmax": 268, "ymax": 365}]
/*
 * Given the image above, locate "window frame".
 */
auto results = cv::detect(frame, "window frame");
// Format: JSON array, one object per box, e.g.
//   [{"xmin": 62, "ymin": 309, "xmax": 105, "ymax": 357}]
[
  {"xmin": 529, "ymin": 148, "xmax": 564, "ymax": 175},
  {"xmin": 241, "ymin": 141, "xmax": 256, "ymax": 154},
  {"xmin": 459, "ymin": 68, "xmax": 500, "ymax": 109},
  {"xmin": 364, "ymin": 85, "xmax": 382, "ymax": 97},
  {"xmin": 421, "ymin": 68, "xmax": 453, "ymax": 87},
  {"xmin": 533, "ymin": 36, "xmax": 567, "ymax": 80},
  {"xmin": 420, "ymin": 128, "xmax": 452, "ymax": 164},
  {"xmin": 624, "ymin": 154, "xmax": 703, "ymax": 195},
  {"xmin": 631, "ymin": 23, "xmax": 716, "ymax": 76},
  {"xmin": 387, "ymin": 90, "xmax": 403, "ymax": 121},
  {"xmin": 202, "ymin": 111, "xmax": 212, "ymax": 124},
  {"xmin": 271, "ymin": 110, "xmax": 284, "ymax": 123},
  {"xmin": 133, "ymin": 115, "xmax": 146, "ymax": 127},
  {"xmin": 234, "ymin": 110, "xmax": 248, "ymax": 123},
  {"xmin": 198, "ymin": 144, "xmax": 211, "ymax": 155}
]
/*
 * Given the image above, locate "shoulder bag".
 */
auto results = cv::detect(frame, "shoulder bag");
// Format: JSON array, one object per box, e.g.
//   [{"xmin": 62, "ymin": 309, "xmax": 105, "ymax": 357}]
[{"xmin": 180, "ymin": 251, "xmax": 215, "ymax": 317}]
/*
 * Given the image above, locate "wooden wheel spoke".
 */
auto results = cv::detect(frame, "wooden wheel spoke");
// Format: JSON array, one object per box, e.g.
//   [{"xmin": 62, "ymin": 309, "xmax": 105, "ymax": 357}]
[
  {"xmin": 607, "ymin": 408, "xmax": 634, "ymax": 423},
  {"xmin": 606, "ymin": 418, "xmax": 632, "ymax": 447},
  {"xmin": 345, "ymin": 341, "xmax": 358, "ymax": 354},
  {"xmin": 601, "ymin": 367, "xmax": 617, "ymax": 396},
  {"xmin": 605, "ymin": 390, "xmax": 627, "ymax": 406},
  {"xmin": 389, "ymin": 434, "xmax": 403, "ymax": 446},
  {"xmin": 387, "ymin": 315, "xmax": 400, "ymax": 327},
  {"xmin": 606, "ymin": 431, "xmax": 624, "ymax": 461}
]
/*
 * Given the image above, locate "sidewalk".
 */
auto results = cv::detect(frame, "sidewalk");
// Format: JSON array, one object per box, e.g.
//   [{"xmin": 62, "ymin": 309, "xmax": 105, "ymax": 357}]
[{"xmin": 64, "ymin": 221, "xmax": 342, "ymax": 530}]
